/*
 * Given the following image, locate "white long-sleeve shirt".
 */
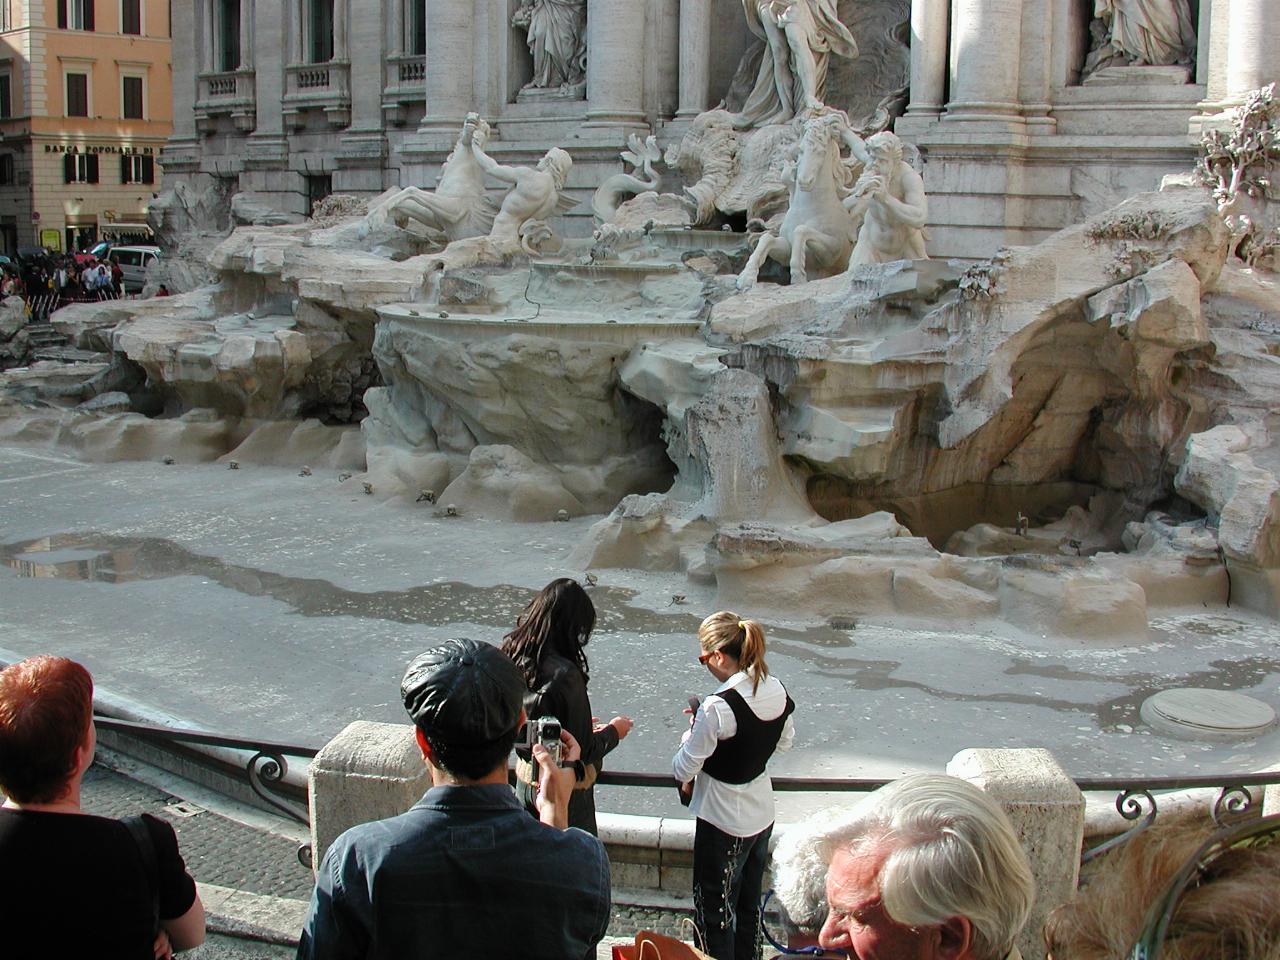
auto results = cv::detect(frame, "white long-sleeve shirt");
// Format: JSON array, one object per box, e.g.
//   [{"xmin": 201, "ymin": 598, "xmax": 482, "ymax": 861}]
[{"xmin": 671, "ymin": 670, "xmax": 795, "ymax": 837}]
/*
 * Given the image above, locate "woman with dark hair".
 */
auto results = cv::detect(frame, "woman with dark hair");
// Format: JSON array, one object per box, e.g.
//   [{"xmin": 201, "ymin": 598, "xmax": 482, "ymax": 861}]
[
  {"xmin": 0, "ymin": 655, "xmax": 204, "ymax": 958},
  {"xmin": 501, "ymin": 577, "xmax": 632, "ymax": 834}
]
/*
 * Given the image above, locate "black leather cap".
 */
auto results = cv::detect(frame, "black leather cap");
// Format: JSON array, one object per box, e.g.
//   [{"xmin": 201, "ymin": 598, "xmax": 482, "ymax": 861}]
[{"xmin": 400, "ymin": 638, "xmax": 526, "ymax": 744}]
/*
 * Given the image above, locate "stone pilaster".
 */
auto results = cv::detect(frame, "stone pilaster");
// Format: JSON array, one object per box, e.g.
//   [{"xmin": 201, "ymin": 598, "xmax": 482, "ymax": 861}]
[
  {"xmin": 338, "ymin": 0, "xmax": 389, "ymax": 193},
  {"xmin": 245, "ymin": 0, "xmax": 287, "ymax": 163},
  {"xmin": 677, "ymin": 0, "xmax": 713, "ymax": 118},
  {"xmin": 584, "ymin": 0, "xmax": 647, "ymax": 127}
]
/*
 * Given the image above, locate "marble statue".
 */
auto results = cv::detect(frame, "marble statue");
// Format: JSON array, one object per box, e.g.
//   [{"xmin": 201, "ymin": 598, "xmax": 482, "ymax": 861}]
[
  {"xmin": 733, "ymin": 0, "xmax": 859, "ymax": 128},
  {"xmin": 1085, "ymin": 0, "xmax": 1196, "ymax": 74},
  {"xmin": 592, "ymin": 134, "xmax": 663, "ymax": 222},
  {"xmin": 365, "ymin": 114, "xmax": 495, "ymax": 242},
  {"xmin": 471, "ymin": 140, "xmax": 577, "ymax": 248},
  {"xmin": 512, "ymin": 0, "xmax": 587, "ymax": 95},
  {"xmin": 845, "ymin": 131, "xmax": 928, "ymax": 265},
  {"xmin": 736, "ymin": 111, "xmax": 862, "ymax": 291}
]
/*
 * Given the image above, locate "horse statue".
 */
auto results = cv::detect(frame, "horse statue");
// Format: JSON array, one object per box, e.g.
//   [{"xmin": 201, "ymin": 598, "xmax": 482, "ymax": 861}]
[
  {"xmin": 736, "ymin": 110, "xmax": 865, "ymax": 292},
  {"xmin": 364, "ymin": 113, "xmax": 496, "ymax": 243}
]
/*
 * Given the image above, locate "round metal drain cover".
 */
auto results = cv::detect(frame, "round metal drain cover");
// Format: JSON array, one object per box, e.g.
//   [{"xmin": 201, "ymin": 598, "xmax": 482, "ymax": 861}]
[{"xmin": 1140, "ymin": 688, "xmax": 1277, "ymax": 741}]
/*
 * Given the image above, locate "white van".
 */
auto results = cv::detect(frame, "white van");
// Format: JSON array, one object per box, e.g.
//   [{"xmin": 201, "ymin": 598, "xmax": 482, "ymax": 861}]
[{"xmin": 107, "ymin": 245, "xmax": 162, "ymax": 293}]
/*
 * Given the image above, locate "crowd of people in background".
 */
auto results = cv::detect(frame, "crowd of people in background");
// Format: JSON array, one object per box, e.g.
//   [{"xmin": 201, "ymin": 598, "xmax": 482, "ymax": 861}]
[{"xmin": 9, "ymin": 249, "xmax": 126, "ymax": 321}]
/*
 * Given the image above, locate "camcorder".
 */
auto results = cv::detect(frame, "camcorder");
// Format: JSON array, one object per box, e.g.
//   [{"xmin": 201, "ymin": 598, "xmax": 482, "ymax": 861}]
[{"xmin": 523, "ymin": 716, "xmax": 562, "ymax": 783}]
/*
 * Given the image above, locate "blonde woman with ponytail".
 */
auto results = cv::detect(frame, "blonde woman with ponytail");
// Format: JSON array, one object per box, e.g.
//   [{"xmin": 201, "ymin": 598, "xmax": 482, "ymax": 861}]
[{"xmin": 672, "ymin": 611, "xmax": 796, "ymax": 960}]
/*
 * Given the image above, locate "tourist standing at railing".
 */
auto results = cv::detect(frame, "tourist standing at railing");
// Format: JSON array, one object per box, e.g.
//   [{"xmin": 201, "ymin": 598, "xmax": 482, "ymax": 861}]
[
  {"xmin": 502, "ymin": 577, "xmax": 633, "ymax": 835},
  {"xmin": 0, "ymin": 656, "xmax": 205, "ymax": 959},
  {"xmin": 673, "ymin": 612, "xmax": 795, "ymax": 960}
]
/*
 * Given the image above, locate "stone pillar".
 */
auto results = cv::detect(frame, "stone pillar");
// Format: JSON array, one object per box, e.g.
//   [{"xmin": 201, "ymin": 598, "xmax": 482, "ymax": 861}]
[
  {"xmin": 584, "ymin": 0, "xmax": 647, "ymax": 126},
  {"xmin": 945, "ymin": 0, "xmax": 1023, "ymax": 122},
  {"xmin": 905, "ymin": 0, "xmax": 949, "ymax": 117},
  {"xmin": 1225, "ymin": 0, "xmax": 1280, "ymax": 102},
  {"xmin": 338, "ymin": 0, "xmax": 389, "ymax": 191},
  {"xmin": 390, "ymin": 0, "xmax": 405, "ymax": 54},
  {"xmin": 417, "ymin": 0, "xmax": 474, "ymax": 134},
  {"xmin": 948, "ymin": 748, "xmax": 1084, "ymax": 960},
  {"xmin": 246, "ymin": 0, "xmax": 287, "ymax": 153},
  {"xmin": 334, "ymin": 0, "xmax": 349, "ymax": 60},
  {"xmin": 677, "ymin": 0, "xmax": 713, "ymax": 118},
  {"xmin": 240, "ymin": 0, "xmax": 255, "ymax": 70},
  {"xmin": 308, "ymin": 721, "xmax": 431, "ymax": 871},
  {"xmin": 202, "ymin": 0, "xmax": 216, "ymax": 72}
]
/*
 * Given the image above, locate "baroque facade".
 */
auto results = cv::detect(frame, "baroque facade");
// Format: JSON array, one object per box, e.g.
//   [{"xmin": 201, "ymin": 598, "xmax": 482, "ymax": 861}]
[
  {"xmin": 163, "ymin": 0, "xmax": 1278, "ymax": 255},
  {"xmin": 0, "ymin": 0, "xmax": 173, "ymax": 253}
]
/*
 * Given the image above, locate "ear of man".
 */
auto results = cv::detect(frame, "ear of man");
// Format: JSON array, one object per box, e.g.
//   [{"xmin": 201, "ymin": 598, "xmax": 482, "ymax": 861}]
[{"xmin": 936, "ymin": 915, "xmax": 973, "ymax": 960}]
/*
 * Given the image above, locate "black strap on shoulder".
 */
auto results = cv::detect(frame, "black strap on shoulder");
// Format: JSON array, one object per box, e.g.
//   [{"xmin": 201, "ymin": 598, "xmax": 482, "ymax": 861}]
[{"xmin": 122, "ymin": 814, "xmax": 161, "ymax": 936}]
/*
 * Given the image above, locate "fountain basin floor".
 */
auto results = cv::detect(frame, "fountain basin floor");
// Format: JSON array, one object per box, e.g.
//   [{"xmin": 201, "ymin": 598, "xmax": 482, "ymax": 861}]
[{"xmin": 1, "ymin": 443, "xmax": 1278, "ymax": 821}]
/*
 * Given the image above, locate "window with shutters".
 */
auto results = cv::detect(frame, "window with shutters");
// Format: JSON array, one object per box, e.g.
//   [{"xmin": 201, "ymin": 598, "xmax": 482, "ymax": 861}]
[
  {"xmin": 0, "ymin": 73, "xmax": 11, "ymax": 119},
  {"xmin": 63, "ymin": 153, "xmax": 99, "ymax": 184},
  {"xmin": 121, "ymin": 0, "xmax": 141, "ymax": 35},
  {"xmin": 59, "ymin": 0, "xmax": 95, "ymax": 31},
  {"xmin": 121, "ymin": 153, "xmax": 154, "ymax": 184},
  {"xmin": 66, "ymin": 72, "xmax": 89, "ymax": 117},
  {"xmin": 122, "ymin": 75, "xmax": 143, "ymax": 119},
  {"xmin": 0, "ymin": 155, "xmax": 13, "ymax": 186},
  {"xmin": 0, "ymin": 3, "xmax": 11, "ymax": 32}
]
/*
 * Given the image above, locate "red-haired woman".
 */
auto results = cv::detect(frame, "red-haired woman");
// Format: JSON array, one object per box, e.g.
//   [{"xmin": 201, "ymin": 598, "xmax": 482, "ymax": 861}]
[
  {"xmin": 0, "ymin": 656, "xmax": 204, "ymax": 958},
  {"xmin": 501, "ymin": 578, "xmax": 633, "ymax": 834},
  {"xmin": 673, "ymin": 612, "xmax": 796, "ymax": 960}
]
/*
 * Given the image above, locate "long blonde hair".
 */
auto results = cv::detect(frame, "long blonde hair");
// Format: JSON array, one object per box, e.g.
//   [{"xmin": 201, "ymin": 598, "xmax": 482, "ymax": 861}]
[{"xmin": 698, "ymin": 610, "xmax": 769, "ymax": 694}]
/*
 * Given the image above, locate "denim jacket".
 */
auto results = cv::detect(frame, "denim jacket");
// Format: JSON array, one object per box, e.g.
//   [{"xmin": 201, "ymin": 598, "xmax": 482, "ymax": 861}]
[{"xmin": 297, "ymin": 783, "xmax": 611, "ymax": 960}]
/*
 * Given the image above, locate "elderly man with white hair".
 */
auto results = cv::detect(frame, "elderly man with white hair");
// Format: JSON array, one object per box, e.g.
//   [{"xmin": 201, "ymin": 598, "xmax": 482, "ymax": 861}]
[{"xmin": 772, "ymin": 774, "xmax": 1035, "ymax": 960}]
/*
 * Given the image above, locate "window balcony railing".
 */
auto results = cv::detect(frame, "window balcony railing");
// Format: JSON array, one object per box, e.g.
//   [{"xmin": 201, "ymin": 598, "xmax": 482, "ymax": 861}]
[
  {"xmin": 382, "ymin": 53, "xmax": 425, "ymax": 126},
  {"xmin": 194, "ymin": 68, "xmax": 257, "ymax": 134},
  {"xmin": 283, "ymin": 59, "xmax": 351, "ymax": 130}
]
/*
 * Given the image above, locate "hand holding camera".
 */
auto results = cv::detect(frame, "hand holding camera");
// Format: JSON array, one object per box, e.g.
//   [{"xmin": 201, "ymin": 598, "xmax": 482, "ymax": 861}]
[{"xmin": 531, "ymin": 720, "xmax": 581, "ymax": 830}]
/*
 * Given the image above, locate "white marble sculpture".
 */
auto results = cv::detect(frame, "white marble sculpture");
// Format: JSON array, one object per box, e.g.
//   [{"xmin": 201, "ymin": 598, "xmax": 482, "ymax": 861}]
[
  {"xmin": 512, "ymin": 0, "xmax": 587, "ymax": 97},
  {"xmin": 365, "ymin": 114, "xmax": 494, "ymax": 242},
  {"xmin": 471, "ymin": 140, "xmax": 577, "ymax": 250},
  {"xmin": 736, "ymin": 111, "xmax": 862, "ymax": 291},
  {"xmin": 1197, "ymin": 84, "xmax": 1279, "ymax": 267},
  {"xmin": 1085, "ymin": 0, "xmax": 1196, "ymax": 74},
  {"xmin": 846, "ymin": 131, "xmax": 928, "ymax": 265},
  {"xmin": 592, "ymin": 134, "xmax": 663, "ymax": 222},
  {"xmin": 733, "ymin": 0, "xmax": 859, "ymax": 128}
]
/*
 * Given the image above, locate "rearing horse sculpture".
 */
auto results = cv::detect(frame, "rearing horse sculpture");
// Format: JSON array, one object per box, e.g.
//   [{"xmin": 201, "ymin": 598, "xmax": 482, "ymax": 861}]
[{"xmin": 736, "ymin": 111, "xmax": 864, "ymax": 292}]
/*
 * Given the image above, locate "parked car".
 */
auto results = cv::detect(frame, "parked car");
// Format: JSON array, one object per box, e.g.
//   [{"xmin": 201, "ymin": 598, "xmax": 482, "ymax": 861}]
[{"xmin": 107, "ymin": 244, "xmax": 162, "ymax": 293}]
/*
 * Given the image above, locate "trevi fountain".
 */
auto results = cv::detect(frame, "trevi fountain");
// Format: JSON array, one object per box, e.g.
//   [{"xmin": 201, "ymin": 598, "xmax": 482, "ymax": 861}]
[{"xmin": 1, "ymin": 0, "xmax": 1278, "ymax": 823}]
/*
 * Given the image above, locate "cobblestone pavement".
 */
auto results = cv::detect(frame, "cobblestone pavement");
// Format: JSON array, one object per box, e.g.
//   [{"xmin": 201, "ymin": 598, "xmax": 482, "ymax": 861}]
[{"xmin": 81, "ymin": 764, "xmax": 316, "ymax": 901}]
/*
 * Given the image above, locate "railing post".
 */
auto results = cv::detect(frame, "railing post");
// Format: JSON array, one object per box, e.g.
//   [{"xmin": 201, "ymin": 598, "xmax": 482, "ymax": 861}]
[
  {"xmin": 308, "ymin": 721, "xmax": 431, "ymax": 872},
  {"xmin": 948, "ymin": 748, "xmax": 1084, "ymax": 960}
]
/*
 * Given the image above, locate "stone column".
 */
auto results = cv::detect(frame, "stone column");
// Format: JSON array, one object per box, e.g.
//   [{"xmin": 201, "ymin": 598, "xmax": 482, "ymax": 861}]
[
  {"xmin": 389, "ymin": 0, "xmax": 405, "ymax": 54},
  {"xmin": 1225, "ymin": 0, "xmax": 1280, "ymax": 101},
  {"xmin": 948, "ymin": 748, "xmax": 1084, "ymax": 960},
  {"xmin": 417, "ymin": 0, "xmax": 475, "ymax": 134},
  {"xmin": 945, "ymin": 0, "xmax": 1023, "ymax": 122},
  {"xmin": 905, "ymin": 0, "xmax": 949, "ymax": 117},
  {"xmin": 167, "ymin": 0, "xmax": 198, "ymax": 143},
  {"xmin": 248, "ymin": 0, "xmax": 286, "ymax": 142},
  {"xmin": 584, "ymin": 0, "xmax": 647, "ymax": 126},
  {"xmin": 677, "ymin": 0, "xmax": 713, "ymax": 118}
]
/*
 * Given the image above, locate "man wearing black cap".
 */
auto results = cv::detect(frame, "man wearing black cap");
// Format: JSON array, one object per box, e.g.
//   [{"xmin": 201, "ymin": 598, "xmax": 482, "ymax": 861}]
[{"xmin": 297, "ymin": 638, "xmax": 611, "ymax": 960}]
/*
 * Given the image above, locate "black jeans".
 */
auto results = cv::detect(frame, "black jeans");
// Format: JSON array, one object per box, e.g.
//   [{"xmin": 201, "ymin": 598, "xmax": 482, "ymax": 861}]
[{"xmin": 692, "ymin": 818, "xmax": 773, "ymax": 960}]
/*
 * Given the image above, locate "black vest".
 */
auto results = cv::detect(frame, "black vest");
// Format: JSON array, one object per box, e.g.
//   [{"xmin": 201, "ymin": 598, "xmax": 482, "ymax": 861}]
[{"xmin": 700, "ymin": 686, "xmax": 795, "ymax": 785}]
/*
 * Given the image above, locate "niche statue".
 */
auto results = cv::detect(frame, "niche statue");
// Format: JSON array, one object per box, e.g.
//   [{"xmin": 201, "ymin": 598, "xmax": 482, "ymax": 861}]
[
  {"xmin": 1084, "ymin": 0, "xmax": 1196, "ymax": 76},
  {"xmin": 512, "ymin": 0, "xmax": 588, "ymax": 97}
]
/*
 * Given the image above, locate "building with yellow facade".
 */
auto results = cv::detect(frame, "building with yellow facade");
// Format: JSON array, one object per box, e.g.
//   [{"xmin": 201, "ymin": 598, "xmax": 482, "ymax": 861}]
[{"xmin": 0, "ymin": 0, "xmax": 172, "ymax": 254}]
